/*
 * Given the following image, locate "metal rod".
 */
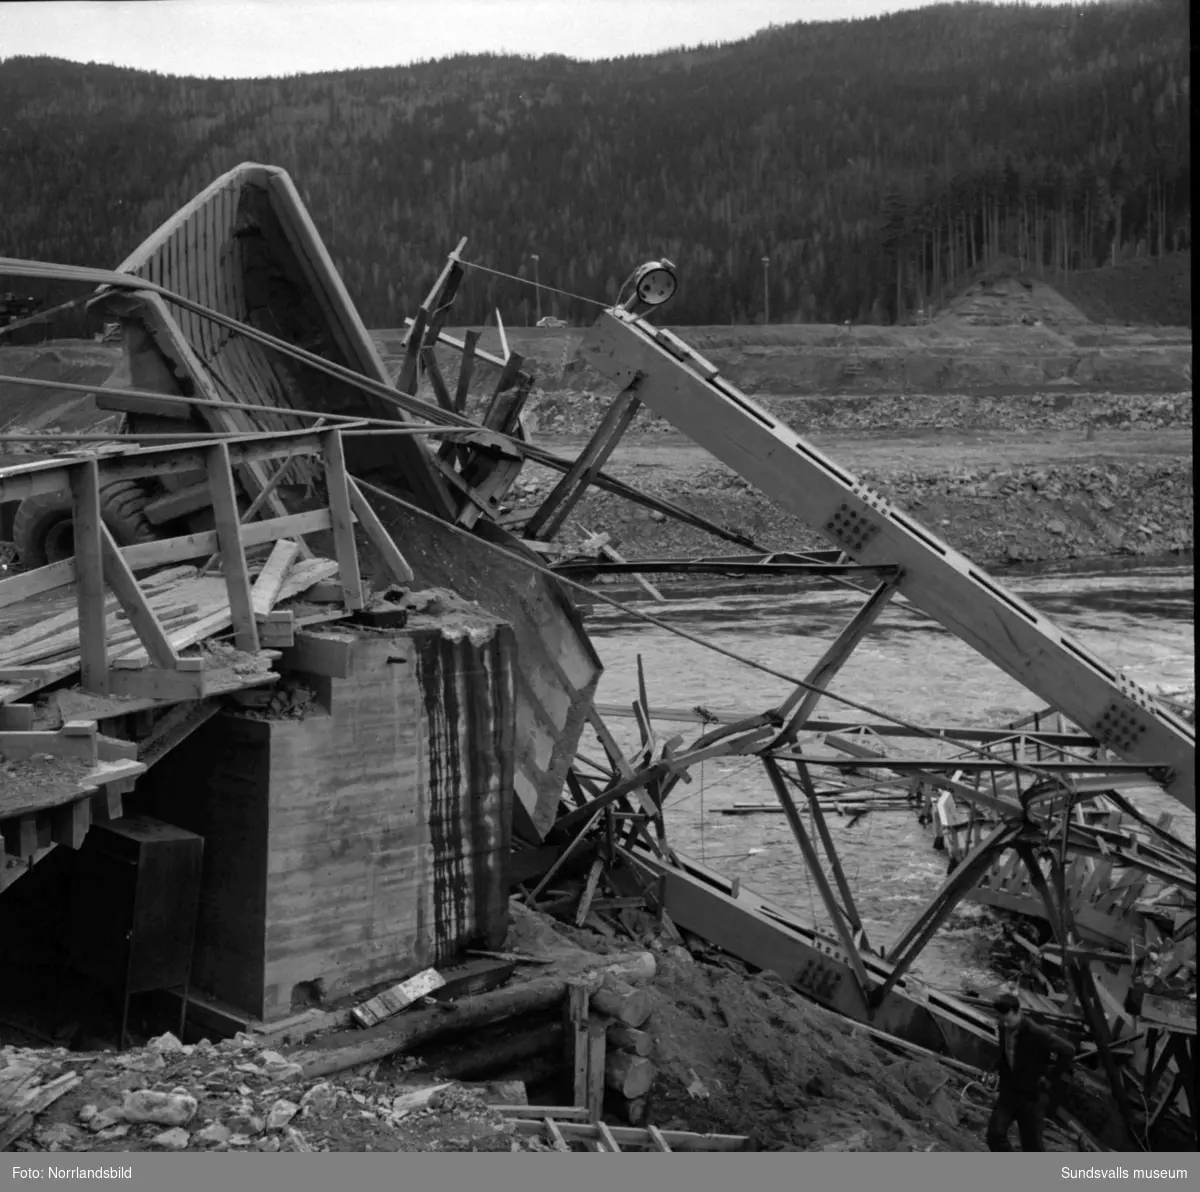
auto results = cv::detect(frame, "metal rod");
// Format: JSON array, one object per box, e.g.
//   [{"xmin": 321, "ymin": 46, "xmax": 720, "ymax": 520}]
[
  {"xmin": 793, "ymin": 760, "xmax": 867, "ymax": 938},
  {"xmin": 762, "ymin": 756, "xmax": 874, "ymax": 1004}
]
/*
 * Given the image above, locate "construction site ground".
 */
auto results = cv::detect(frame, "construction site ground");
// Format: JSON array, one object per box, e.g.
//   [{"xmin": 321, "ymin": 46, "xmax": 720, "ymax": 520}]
[{"xmin": 3, "ymin": 904, "xmax": 1094, "ymax": 1155}]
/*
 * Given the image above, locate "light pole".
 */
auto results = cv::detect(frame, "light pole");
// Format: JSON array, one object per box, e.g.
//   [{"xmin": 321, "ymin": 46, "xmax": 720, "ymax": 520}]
[
  {"xmin": 531, "ymin": 254, "xmax": 541, "ymax": 323},
  {"xmin": 762, "ymin": 256, "xmax": 770, "ymax": 325}
]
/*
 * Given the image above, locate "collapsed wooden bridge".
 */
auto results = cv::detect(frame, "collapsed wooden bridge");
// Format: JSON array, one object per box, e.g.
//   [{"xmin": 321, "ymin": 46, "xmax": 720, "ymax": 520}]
[{"xmin": 0, "ymin": 161, "xmax": 1194, "ymax": 1150}]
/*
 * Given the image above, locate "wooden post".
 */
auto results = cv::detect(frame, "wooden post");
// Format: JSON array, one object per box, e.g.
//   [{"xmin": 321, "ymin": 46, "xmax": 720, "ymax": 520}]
[
  {"xmin": 586, "ymin": 1018, "xmax": 607, "ymax": 1122},
  {"xmin": 70, "ymin": 459, "xmax": 108, "ymax": 693},
  {"xmin": 320, "ymin": 429, "xmax": 364, "ymax": 611},
  {"xmin": 565, "ymin": 980, "xmax": 590, "ymax": 1111},
  {"xmin": 453, "ymin": 330, "xmax": 481, "ymax": 415},
  {"xmin": 99, "ymin": 522, "xmax": 182, "ymax": 670},
  {"xmin": 206, "ymin": 441, "xmax": 259, "ymax": 653}
]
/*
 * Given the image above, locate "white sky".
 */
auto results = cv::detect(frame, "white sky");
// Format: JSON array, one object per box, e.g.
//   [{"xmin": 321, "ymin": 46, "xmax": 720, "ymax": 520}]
[{"xmin": 2, "ymin": 0, "xmax": 968, "ymax": 79}]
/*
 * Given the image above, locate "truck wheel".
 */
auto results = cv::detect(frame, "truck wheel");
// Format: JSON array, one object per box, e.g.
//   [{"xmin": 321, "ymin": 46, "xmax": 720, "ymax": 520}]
[
  {"xmin": 12, "ymin": 492, "xmax": 76, "ymax": 567},
  {"xmin": 98, "ymin": 480, "xmax": 159, "ymax": 547},
  {"xmin": 12, "ymin": 481, "xmax": 158, "ymax": 567}
]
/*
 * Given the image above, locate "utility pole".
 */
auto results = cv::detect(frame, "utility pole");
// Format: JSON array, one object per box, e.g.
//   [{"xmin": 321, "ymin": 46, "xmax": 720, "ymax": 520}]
[
  {"xmin": 531, "ymin": 254, "xmax": 541, "ymax": 323},
  {"xmin": 762, "ymin": 256, "xmax": 770, "ymax": 325}
]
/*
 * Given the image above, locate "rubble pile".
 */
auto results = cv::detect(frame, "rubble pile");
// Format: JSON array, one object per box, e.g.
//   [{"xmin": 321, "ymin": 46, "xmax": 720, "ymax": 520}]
[{"xmin": 0, "ymin": 1033, "xmax": 544, "ymax": 1154}]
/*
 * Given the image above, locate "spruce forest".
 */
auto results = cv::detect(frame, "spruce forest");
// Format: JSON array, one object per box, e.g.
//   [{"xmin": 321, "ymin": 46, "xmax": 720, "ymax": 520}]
[{"xmin": 0, "ymin": 0, "xmax": 1190, "ymax": 328}]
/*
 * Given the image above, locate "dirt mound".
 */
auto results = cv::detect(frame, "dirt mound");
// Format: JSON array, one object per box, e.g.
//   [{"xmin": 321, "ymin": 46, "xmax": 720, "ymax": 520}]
[
  {"xmin": 937, "ymin": 270, "xmax": 1091, "ymax": 330},
  {"xmin": 641, "ymin": 954, "xmax": 988, "ymax": 1151},
  {"xmin": 1062, "ymin": 251, "xmax": 1192, "ymax": 329}
]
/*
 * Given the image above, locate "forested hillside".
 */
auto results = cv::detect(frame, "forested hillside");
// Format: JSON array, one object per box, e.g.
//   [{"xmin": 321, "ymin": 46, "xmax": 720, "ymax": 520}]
[{"xmin": 0, "ymin": 0, "xmax": 1190, "ymax": 327}]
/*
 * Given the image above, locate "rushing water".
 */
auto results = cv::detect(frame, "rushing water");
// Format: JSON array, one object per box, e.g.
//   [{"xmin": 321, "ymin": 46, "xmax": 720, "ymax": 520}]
[{"xmin": 583, "ymin": 561, "xmax": 1195, "ymax": 997}]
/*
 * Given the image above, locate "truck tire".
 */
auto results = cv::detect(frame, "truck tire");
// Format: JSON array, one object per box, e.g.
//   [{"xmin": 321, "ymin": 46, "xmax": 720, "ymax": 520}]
[{"xmin": 12, "ymin": 480, "xmax": 158, "ymax": 567}]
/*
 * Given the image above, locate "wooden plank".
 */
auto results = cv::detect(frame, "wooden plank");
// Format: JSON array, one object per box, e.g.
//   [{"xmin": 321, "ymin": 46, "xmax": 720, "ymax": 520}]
[
  {"xmin": 346, "ymin": 477, "xmax": 413, "ymax": 584},
  {"xmin": 107, "ymin": 666, "xmax": 206, "ymax": 701},
  {"xmin": 0, "ymin": 727, "xmax": 96, "ymax": 764},
  {"xmin": 575, "ymin": 857, "xmax": 604, "ymax": 927},
  {"xmin": 420, "ymin": 347, "xmax": 454, "ymax": 412},
  {"xmin": 50, "ymin": 799, "xmax": 91, "ymax": 849},
  {"xmin": 207, "ymin": 440, "xmax": 259, "ymax": 652},
  {"xmin": 565, "ymin": 980, "xmax": 590, "ymax": 1110},
  {"xmin": 0, "ymin": 509, "xmax": 336, "ymax": 606},
  {"xmin": 99, "ymin": 521, "xmax": 182, "ymax": 670},
  {"xmin": 595, "ymin": 1120, "xmax": 621, "ymax": 1152},
  {"xmin": 320, "ymin": 430, "xmax": 363, "ymax": 610},
  {"xmin": 509, "ymin": 1119, "xmax": 746, "ymax": 1152},
  {"xmin": 69, "ymin": 459, "xmax": 108, "ymax": 694},
  {"xmin": 0, "ymin": 705, "xmax": 34, "ymax": 731},
  {"xmin": 646, "ymin": 1124, "xmax": 672, "ymax": 1152},
  {"xmin": 586, "ymin": 1018, "xmax": 607, "ymax": 1123},
  {"xmin": 5, "ymin": 583, "xmax": 199, "ymax": 667},
  {"xmin": 251, "ymin": 539, "xmax": 301, "ymax": 618},
  {"xmin": 453, "ymin": 330, "xmax": 480, "ymax": 415}
]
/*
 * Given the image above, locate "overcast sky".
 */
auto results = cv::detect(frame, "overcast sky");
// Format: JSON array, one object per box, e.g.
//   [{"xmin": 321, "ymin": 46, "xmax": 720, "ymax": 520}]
[{"xmin": 3, "ymin": 0, "xmax": 973, "ymax": 79}]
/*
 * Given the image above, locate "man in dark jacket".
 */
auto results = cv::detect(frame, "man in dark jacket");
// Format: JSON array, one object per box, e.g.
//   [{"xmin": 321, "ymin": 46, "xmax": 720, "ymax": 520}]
[{"xmin": 986, "ymin": 992, "xmax": 1075, "ymax": 1151}]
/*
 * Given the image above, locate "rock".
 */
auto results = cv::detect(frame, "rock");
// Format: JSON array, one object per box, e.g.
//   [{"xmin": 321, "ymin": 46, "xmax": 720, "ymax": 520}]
[
  {"xmin": 820, "ymin": 1128, "xmax": 872, "ymax": 1151},
  {"xmin": 77, "ymin": 1104, "xmax": 97, "ymax": 1124},
  {"xmin": 256, "ymin": 1136, "xmax": 282, "ymax": 1151},
  {"xmin": 226, "ymin": 1113, "xmax": 265, "ymax": 1135},
  {"xmin": 150, "ymin": 1127, "xmax": 191, "ymax": 1150},
  {"xmin": 95, "ymin": 1124, "xmax": 130, "ymax": 1142},
  {"xmin": 148, "ymin": 1031, "xmax": 184, "ymax": 1054},
  {"xmin": 194, "ymin": 1122, "xmax": 232, "ymax": 1147},
  {"xmin": 300, "ymin": 1082, "xmax": 338, "ymax": 1114},
  {"xmin": 1047, "ymin": 519, "xmax": 1067, "ymax": 535},
  {"xmin": 123, "ymin": 1089, "xmax": 198, "ymax": 1126},
  {"xmin": 265, "ymin": 1098, "xmax": 299, "ymax": 1130},
  {"xmin": 87, "ymin": 1106, "xmax": 126, "ymax": 1133},
  {"xmin": 113, "ymin": 1051, "xmax": 165, "ymax": 1073},
  {"xmin": 804, "ymin": 1073, "xmax": 832, "ymax": 1097},
  {"xmin": 36, "ymin": 1122, "xmax": 82, "ymax": 1150},
  {"xmin": 900, "ymin": 1059, "xmax": 950, "ymax": 1103},
  {"xmin": 392, "ymin": 1083, "xmax": 454, "ymax": 1115},
  {"xmin": 259, "ymin": 1052, "xmax": 303, "ymax": 1081},
  {"xmin": 930, "ymin": 1087, "xmax": 960, "ymax": 1127}
]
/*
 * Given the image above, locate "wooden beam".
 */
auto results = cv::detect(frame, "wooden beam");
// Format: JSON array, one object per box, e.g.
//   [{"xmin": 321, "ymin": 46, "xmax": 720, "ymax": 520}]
[
  {"xmin": 525, "ymin": 387, "xmax": 642, "ymax": 540},
  {"xmin": 206, "ymin": 441, "xmax": 259, "ymax": 653},
  {"xmin": 250, "ymin": 539, "xmax": 300, "ymax": 618},
  {"xmin": 320, "ymin": 430, "xmax": 364, "ymax": 610},
  {"xmin": 586, "ymin": 1019, "xmax": 607, "ymax": 1124},
  {"xmin": 420, "ymin": 347, "xmax": 454, "ymax": 412},
  {"xmin": 70, "ymin": 459, "xmax": 108, "ymax": 694},
  {"xmin": 0, "ymin": 508, "xmax": 337, "ymax": 607},
  {"xmin": 50, "ymin": 799, "xmax": 91, "ymax": 850},
  {"xmin": 99, "ymin": 521, "xmax": 181, "ymax": 670},
  {"xmin": 395, "ymin": 307, "xmax": 428, "ymax": 398},
  {"xmin": 453, "ymin": 330, "xmax": 481, "ymax": 415},
  {"xmin": 565, "ymin": 980, "xmax": 590, "ymax": 1110}
]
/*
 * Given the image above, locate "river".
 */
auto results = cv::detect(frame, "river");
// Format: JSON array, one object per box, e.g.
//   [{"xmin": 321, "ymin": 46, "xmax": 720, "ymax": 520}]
[{"xmin": 583, "ymin": 560, "xmax": 1195, "ymax": 997}]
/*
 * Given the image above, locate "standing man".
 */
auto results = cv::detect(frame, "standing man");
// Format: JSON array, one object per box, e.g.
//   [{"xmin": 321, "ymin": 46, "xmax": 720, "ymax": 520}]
[{"xmin": 986, "ymin": 992, "xmax": 1076, "ymax": 1151}]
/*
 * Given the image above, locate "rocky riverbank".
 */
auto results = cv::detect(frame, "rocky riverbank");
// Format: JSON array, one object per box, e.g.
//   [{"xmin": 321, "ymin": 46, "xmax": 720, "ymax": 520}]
[{"xmin": 508, "ymin": 388, "xmax": 1193, "ymax": 569}]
